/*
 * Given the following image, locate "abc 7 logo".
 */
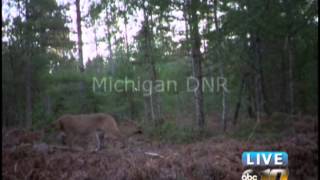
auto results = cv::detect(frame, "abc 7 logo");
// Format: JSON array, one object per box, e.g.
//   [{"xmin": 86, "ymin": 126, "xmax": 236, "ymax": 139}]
[
  {"xmin": 241, "ymin": 169, "xmax": 259, "ymax": 180},
  {"xmin": 242, "ymin": 168, "xmax": 288, "ymax": 180}
]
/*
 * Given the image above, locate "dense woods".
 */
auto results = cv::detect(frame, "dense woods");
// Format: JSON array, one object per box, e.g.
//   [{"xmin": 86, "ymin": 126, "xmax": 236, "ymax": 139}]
[
  {"xmin": 2, "ymin": 0, "xmax": 318, "ymax": 179},
  {"xmin": 2, "ymin": 0, "xmax": 317, "ymax": 132}
]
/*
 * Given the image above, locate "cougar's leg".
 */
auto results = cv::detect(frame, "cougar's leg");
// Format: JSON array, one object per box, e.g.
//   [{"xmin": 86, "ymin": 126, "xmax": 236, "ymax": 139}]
[
  {"xmin": 57, "ymin": 132, "xmax": 66, "ymax": 145},
  {"xmin": 95, "ymin": 132, "xmax": 101, "ymax": 151},
  {"xmin": 65, "ymin": 133, "xmax": 75, "ymax": 149},
  {"xmin": 95, "ymin": 130, "xmax": 104, "ymax": 151}
]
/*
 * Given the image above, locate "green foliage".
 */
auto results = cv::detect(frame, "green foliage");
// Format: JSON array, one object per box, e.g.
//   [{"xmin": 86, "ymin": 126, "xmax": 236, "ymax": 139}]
[
  {"xmin": 2, "ymin": 0, "xmax": 317, "ymax": 138},
  {"xmin": 230, "ymin": 114, "xmax": 294, "ymax": 141},
  {"xmin": 2, "ymin": 0, "xmax": 72, "ymax": 127},
  {"xmin": 143, "ymin": 121, "xmax": 196, "ymax": 144}
]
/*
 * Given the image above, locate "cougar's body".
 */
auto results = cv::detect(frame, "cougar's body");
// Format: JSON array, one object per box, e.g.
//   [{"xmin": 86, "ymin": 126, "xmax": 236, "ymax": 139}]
[{"xmin": 54, "ymin": 113, "xmax": 123, "ymax": 151}]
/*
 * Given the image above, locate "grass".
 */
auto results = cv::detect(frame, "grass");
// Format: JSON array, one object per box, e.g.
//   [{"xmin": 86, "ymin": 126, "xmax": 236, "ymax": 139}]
[
  {"xmin": 229, "ymin": 114, "xmax": 295, "ymax": 141},
  {"xmin": 142, "ymin": 121, "xmax": 196, "ymax": 144},
  {"xmin": 142, "ymin": 119, "xmax": 224, "ymax": 144}
]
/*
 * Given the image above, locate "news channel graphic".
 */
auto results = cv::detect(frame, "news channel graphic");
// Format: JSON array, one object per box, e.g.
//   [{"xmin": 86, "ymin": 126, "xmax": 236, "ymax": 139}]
[{"xmin": 241, "ymin": 151, "xmax": 289, "ymax": 180}]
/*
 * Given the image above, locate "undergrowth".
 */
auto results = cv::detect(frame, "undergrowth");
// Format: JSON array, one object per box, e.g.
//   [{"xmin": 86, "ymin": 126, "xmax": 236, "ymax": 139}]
[
  {"xmin": 142, "ymin": 121, "xmax": 216, "ymax": 144},
  {"xmin": 229, "ymin": 113, "xmax": 295, "ymax": 141}
]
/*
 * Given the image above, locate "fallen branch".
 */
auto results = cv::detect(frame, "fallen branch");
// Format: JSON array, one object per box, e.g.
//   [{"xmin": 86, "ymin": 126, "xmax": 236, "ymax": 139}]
[
  {"xmin": 246, "ymin": 122, "xmax": 260, "ymax": 142},
  {"xmin": 144, "ymin": 152, "xmax": 164, "ymax": 158},
  {"xmin": 49, "ymin": 145, "xmax": 84, "ymax": 152}
]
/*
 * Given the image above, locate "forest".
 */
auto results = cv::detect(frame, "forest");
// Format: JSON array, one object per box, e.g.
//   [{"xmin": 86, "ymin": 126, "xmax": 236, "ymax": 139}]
[{"xmin": 2, "ymin": 0, "xmax": 318, "ymax": 179}]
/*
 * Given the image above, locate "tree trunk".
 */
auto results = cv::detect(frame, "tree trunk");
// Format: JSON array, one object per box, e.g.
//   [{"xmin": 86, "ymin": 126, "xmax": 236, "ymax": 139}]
[
  {"xmin": 252, "ymin": 35, "xmax": 262, "ymax": 122},
  {"xmin": 144, "ymin": 95, "xmax": 151, "ymax": 121},
  {"xmin": 255, "ymin": 36, "xmax": 271, "ymax": 116},
  {"xmin": 128, "ymin": 92, "xmax": 135, "ymax": 120},
  {"xmin": 233, "ymin": 75, "xmax": 246, "ymax": 125},
  {"xmin": 142, "ymin": 7, "xmax": 152, "ymax": 122},
  {"xmin": 75, "ymin": 0, "xmax": 84, "ymax": 73},
  {"xmin": 150, "ymin": 61, "xmax": 162, "ymax": 125},
  {"xmin": 75, "ymin": 0, "xmax": 86, "ymax": 112},
  {"xmin": 284, "ymin": 35, "xmax": 294, "ymax": 116},
  {"xmin": 123, "ymin": 2, "xmax": 135, "ymax": 120},
  {"xmin": 213, "ymin": 0, "xmax": 227, "ymax": 132},
  {"xmin": 250, "ymin": 34, "xmax": 268, "ymax": 121},
  {"xmin": 93, "ymin": 27, "xmax": 99, "ymax": 54},
  {"xmin": 45, "ymin": 95, "xmax": 52, "ymax": 118},
  {"xmin": 189, "ymin": 0, "xmax": 205, "ymax": 130},
  {"xmin": 141, "ymin": 0, "xmax": 161, "ymax": 125},
  {"xmin": 254, "ymin": 74, "xmax": 262, "ymax": 123},
  {"xmin": 25, "ymin": 0, "xmax": 32, "ymax": 129},
  {"xmin": 247, "ymin": 81, "xmax": 255, "ymax": 119},
  {"xmin": 183, "ymin": 0, "xmax": 190, "ymax": 56},
  {"xmin": 25, "ymin": 58, "xmax": 32, "ymax": 129},
  {"xmin": 283, "ymin": 0, "xmax": 295, "ymax": 116},
  {"xmin": 124, "ymin": 2, "xmax": 130, "ymax": 61},
  {"xmin": 106, "ymin": 8, "xmax": 114, "ymax": 75},
  {"xmin": 280, "ymin": 48, "xmax": 288, "ymax": 112}
]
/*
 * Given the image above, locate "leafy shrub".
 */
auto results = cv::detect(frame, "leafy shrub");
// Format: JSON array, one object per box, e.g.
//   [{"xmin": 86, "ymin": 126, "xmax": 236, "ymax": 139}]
[
  {"xmin": 230, "ymin": 114, "xmax": 294, "ymax": 141},
  {"xmin": 143, "ymin": 121, "xmax": 196, "ymax": 144}
]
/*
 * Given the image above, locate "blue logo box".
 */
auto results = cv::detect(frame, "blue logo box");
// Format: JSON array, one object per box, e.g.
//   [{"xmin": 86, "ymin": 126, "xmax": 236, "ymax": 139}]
[{"xmin": 242, "ymin": 151, "xmax": 288, "ymax": 166}]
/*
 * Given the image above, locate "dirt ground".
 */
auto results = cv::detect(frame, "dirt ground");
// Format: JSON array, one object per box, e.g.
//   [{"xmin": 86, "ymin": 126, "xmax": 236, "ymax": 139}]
[{"xmin": 2, "ymin": 118, "xmax": 318, "ymax": 180}]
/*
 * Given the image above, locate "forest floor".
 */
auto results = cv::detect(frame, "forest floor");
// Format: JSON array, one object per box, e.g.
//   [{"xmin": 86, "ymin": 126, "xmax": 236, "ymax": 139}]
[{"xmin": 2, "ymin": 116, "xmax": 318, "ymax": 180}]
